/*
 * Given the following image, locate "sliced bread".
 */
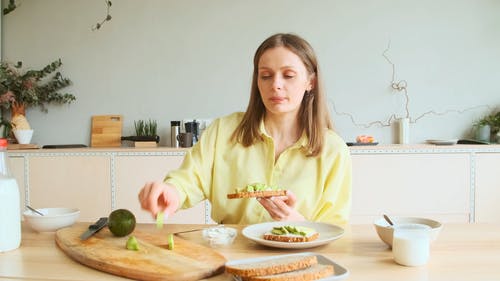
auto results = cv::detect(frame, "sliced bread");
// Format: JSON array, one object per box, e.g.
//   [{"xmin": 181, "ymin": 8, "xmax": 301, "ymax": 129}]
[
  {"xmin": 227, "ymin": 190, "xmax": 287, "ymax": 199},
  {"xmin": 225, "ymin": 255, "xmax": 317, "ymax": 277},
  {"xmin": 245, "ymin": 264, "xmax": 334, "ymax": 281},
  {"xmin": 263, "ymin": 232, "xmax": 319, "ymax": 242}
]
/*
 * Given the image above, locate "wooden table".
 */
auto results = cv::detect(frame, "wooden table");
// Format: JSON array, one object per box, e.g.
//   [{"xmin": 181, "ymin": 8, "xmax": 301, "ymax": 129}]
[{"xmin": 1, "ymin": 223, "xmax": 498, "ymax": 281}]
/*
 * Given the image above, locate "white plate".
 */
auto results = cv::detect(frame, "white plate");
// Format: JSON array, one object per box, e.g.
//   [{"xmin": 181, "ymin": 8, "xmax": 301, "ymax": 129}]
[
  {"xmin": 426, "ymin": 139, "xmax": 458, "ymax": 145},
  {"xmin": 242, "ymin": 221, "xmax": 344, "ymax": 249},
  {"xmin": 227, "ymin": 252, "xmax": 349, "ymax": 281}
]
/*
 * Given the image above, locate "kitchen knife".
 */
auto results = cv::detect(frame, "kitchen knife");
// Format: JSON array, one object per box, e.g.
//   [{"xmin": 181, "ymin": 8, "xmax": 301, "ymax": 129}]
[{"xmin": 80, "ymin": 217, "xmax": 108, "ymax": 240}]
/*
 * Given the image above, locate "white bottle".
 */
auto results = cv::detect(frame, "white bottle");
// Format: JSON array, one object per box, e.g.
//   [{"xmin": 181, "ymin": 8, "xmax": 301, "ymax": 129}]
[
  {"xmin": 398, "ymin": 117, "xmax": 410, "ymax": 144},
  {"xmin": 0, "ymin": 138, "xmax": 21, "ymax": 252}
]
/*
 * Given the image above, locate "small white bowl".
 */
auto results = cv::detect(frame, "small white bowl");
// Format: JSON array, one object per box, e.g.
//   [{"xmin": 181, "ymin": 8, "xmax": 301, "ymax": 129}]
[
  {"xmin": 23, "ymin": 207, "xmax": 80, "ymax": 232},
  {"xmin": 202, "ymin": 225, "xmax": 237, "ymax": 248},
  {"xmin": 13, "ymin": 129, "xmax": 34, "ymax": 144},
  {"xmin": 374, "ymin": 217, "xmax": 442, "ymax": 247}
]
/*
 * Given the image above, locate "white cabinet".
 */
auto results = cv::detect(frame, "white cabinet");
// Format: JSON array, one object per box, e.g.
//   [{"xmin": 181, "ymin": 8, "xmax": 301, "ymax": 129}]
[
  {"xmin": 9, "ymin": 156, "xmax": 25, "ymax": 217},
  {"xmin": 114, "ymin": 154, "xmax": 207, "ymax": 224},
  {"xmin": 8, "ymin": 149, "xmax": 209, "ymax": 224},
  {"xmin": 27, "ymin": 155, "xmax": 112, "ymax": 221},
  {"xmin": 8, "ymin": 145, "xmax": 500, "ymax": 224},
  {"xmin": 350, "ymin": 153, "xmax": 470, "ymax": 224},
  {"xmin": 474, "ymin": 153, "xmax": 500, "ymax": 223}
]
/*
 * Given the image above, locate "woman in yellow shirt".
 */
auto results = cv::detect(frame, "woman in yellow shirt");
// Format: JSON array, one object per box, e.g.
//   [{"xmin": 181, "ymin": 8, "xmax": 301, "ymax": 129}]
[{"xmin": 138, "ymin": 33, "xmax": 352, "ymax": 225}]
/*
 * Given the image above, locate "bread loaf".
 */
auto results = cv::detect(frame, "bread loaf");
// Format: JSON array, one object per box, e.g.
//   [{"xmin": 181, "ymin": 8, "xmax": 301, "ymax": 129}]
[
  {"xmin": 225, "ymin": 255, "xmax": 317, "ymax": 277},
  {"xmin": 245, "ymin": 264, "xmax": 334, "ymax": 281}
]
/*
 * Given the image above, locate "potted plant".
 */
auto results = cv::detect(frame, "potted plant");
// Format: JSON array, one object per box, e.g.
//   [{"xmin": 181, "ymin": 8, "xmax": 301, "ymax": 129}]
[
  {"xmin": 133, "ymin": 119, "xmax": 158, "ymax": 138},
  {"xmin": 121, "ymin": 119, "xmax": 160, "ymax": 147},
  {"xmin": 474, "ymin": 109, "xmax": 500, "ymax": 142},
  {"xmin": 0, "ymin": 59, "xmax": 75, "ymax": 135}
]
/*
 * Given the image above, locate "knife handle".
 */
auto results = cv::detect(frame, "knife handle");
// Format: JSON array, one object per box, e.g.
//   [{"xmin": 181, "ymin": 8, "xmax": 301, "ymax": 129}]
[{"xmin": 89, "ymin": 217, "xmax": 108, "ymax": 230}]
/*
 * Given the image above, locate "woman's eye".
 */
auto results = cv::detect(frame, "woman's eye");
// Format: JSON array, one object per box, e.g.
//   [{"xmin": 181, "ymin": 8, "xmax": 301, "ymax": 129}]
[
  {"xmin": 283, "ymin": 71, "xmax": 296, "ymax": 79},
  {"xmin": 260, "ymin": 74, "xmax": 272, "ymax": 80}
]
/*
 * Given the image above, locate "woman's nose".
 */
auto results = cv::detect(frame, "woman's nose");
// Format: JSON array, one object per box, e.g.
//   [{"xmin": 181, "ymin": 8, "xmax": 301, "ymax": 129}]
[{"xmin": 272, "ymin": 76, "xmax": 283, "ymax": 90}]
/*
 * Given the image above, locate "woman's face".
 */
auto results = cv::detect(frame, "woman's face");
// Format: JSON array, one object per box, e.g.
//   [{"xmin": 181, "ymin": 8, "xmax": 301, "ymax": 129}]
[{"xmin": 257, "ymin": 46, "xmax": 314, "ymax": 117}]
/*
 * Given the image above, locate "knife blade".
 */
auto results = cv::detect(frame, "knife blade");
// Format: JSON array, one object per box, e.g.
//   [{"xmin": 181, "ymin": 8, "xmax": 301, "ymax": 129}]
[{"xmin": 80, "ymin": 217, "xmax": 108, "ymax": 240}]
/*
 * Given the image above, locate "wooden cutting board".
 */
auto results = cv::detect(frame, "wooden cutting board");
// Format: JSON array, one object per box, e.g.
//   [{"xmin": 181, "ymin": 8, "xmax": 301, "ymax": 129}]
[
  {"xmin": 55, "ymin": 225, "xmax": 227, "ymax": 281},
  {"xmin": 91, "ymin": 115, "xmax": 123, "ymax": 147}
]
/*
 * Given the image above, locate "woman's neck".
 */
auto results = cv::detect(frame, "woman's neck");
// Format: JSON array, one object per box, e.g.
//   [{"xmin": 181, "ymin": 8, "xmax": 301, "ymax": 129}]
[{"xmin": 264, "ymin": 113, "xmax": 302, "ymax": 160}]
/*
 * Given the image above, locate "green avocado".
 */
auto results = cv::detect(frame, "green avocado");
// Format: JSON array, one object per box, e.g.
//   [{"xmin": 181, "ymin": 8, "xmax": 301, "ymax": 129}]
[
  {"xmin": 236, "ymin": 183, "xmax": 283, "ymax": 193},
  {"xmin": 126, "ymin": 235, "xmax": 139, "ymax": 251},
  {"xmin": 270, "ymin": 225, "xmax": 316, "ymax": 237}
]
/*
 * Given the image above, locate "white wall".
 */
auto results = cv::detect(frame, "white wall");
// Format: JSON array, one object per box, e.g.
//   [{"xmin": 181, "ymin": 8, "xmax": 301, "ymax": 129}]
[{"xmin": 2, "ymin": 0, "xmax": 499, "ymax": 146}]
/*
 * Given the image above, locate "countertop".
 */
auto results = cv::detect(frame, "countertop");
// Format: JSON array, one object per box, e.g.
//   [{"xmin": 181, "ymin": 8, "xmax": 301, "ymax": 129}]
[{"xmin": 1, "ymin": 223, "xmax": 499, "ymax": 281}]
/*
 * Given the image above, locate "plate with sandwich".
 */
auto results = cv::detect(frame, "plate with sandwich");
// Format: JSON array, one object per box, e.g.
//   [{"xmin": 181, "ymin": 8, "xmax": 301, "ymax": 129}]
[
  {"xmin": 225, "ymin": 252, "xmax": 349, "ymax": 281},
  {"xmin": 242, "ymin": 221, "xmax": 344, "ymax": 249}
]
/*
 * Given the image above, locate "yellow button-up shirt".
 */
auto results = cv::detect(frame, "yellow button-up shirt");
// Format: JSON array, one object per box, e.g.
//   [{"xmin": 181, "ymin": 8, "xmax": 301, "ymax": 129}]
[{"xmin": 165, "ymin": 112, "xmax": 352, "ymax": 225}]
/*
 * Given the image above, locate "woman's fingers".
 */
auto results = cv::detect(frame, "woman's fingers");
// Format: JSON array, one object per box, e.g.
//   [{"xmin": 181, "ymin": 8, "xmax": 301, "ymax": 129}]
[
  {"xmin": 258, "ymin": 197, "xmax": 290, "ymax": 220},
  {"xmin": 138, "ymin": 181, "xmax": 176, "ymax": 218},
  {"xmin": 258, "ymin": 190, "xmax": 304, "ymax": 221},
  {"xmin": 283, "ymin": 190, "xmax": 297, "ymax": 207}
]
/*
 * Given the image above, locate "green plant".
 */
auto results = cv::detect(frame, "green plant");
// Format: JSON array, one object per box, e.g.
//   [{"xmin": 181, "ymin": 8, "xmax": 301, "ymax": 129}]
[
  {"xmin": 134, "ymin": 119, "xmax": 158, "ymax": 136},
  {"xmin": 475, "ymin": 110, "xmax": 500, "ymax": 133},
  {"xmin": 0, "ymin": 59, "xmax": 75, "ymax": 113}
]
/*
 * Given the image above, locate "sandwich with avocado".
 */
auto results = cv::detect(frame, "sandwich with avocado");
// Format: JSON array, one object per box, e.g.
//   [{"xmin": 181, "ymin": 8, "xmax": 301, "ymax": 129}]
[
  {"xmin": 263, "ymin": 225, "xmax": 319, "ymax": 243},
  {"xmin": 227, "ymin": 183, "xmax": 287, "ymax": 199}
]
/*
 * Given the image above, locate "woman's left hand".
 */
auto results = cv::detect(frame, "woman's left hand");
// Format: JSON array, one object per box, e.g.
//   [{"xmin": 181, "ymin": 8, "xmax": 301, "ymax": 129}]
[{"xmin": 257, "ymin": 190, "xmax": 305, "ymax": 221}]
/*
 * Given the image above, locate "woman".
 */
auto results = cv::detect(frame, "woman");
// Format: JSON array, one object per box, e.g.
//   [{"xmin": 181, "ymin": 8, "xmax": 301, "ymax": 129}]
[{"xmin": 138, "ymin": 33, "xmax": 351, "ymax": 225}]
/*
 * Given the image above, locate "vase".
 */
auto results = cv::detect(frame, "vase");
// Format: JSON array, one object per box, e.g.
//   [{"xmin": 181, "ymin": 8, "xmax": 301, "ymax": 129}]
[
  {"xmin": 475, "ymin": 125, "xmax": 490, "ymax": 143},
  {"xmin": 398, "ymin": 118, "xmax": 410, "ymax": 144}
]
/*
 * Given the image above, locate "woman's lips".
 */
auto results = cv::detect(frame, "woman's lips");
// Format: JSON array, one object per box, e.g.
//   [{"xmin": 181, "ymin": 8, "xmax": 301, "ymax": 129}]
[{"xmin": 269, "ymin": 97, "xmax": 286, "ymax": 103}]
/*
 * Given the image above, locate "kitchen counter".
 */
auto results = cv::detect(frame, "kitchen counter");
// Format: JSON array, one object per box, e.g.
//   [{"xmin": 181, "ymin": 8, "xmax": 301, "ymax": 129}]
[
  {"xmin": 1, "ymin": 223, "xmax": 499, "ymax": 281},
  {"xmin": 6, "ymin": 143, "xmax": 500, "ymax": 153}
]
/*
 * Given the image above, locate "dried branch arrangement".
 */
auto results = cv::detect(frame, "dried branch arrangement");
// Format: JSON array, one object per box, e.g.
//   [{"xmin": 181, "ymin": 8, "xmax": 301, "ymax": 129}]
[
  {"xmin": 92, "ymin": 0, "xmax": 113, "ymax": 31},
  {"xmin": 331, "ymin": 41, "xmax": 489, "ymax": 128},
  {"xmin": 2, "ymin": 0, "xmax": 113, "ymax": 32}
]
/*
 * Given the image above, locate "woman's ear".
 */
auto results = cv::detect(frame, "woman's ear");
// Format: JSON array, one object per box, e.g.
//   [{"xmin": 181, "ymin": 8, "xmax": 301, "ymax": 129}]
[{"xmin": 307, "ymin": 75, "xmax": 316, "ymax": 92}]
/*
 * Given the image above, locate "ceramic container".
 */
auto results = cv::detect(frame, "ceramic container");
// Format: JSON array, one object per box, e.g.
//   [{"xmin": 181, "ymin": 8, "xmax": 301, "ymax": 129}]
[
  {"xmin": 23, "ymin": 207, "xmax": 80, "ymax": 232},
  {"xmin": 374, "ymin": 217, "xmax": 442, "ymax": 247},
  {"xmin": 13, "ymin": 129, "xmax": 34, "ymax": 144}
]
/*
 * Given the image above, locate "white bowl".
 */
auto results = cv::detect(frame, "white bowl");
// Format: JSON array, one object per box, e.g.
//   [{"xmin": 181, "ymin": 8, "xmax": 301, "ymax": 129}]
[
  {"xmin": 23, "ymin": 207, "xmax": 80, "ymax": 232},
  {"xmin": 13, "ymin": 129, "xmax": 34, "ymax": 144},
  {"xmin": 373, "ymin": 217, "xmax": 442, "ymax": 247},
  {"xmin": 202, "ymin": 225, "xmax": 237, "ymax": 248}
]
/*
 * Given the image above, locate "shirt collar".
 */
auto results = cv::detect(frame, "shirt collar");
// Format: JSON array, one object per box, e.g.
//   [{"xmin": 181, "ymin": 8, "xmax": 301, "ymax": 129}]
[{"xmin": 258, "ymin": 119, "xmax": 308, "ymax": 148}]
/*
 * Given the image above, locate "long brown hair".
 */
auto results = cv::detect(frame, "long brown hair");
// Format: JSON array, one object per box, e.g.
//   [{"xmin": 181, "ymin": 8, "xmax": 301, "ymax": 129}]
[{"xmin": 232, "ymin": 33, "xmax": 333, "ymax": 157}]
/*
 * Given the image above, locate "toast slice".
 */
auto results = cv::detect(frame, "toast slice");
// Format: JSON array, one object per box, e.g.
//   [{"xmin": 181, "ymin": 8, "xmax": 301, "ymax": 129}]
[
  {"xmin": 263, "ymin": 232, "xmax": 319, "ymax": 242},
  {"xmin": 227, "ymin": 190, "xmax": 287, "ymax": 199},
  {"xmin": 225, "ymin": 254, "xmax": 317, "ymax": 277},
  {"xmin": 245, "ymin": 264, "xmax": 334, "ymax": 281}
]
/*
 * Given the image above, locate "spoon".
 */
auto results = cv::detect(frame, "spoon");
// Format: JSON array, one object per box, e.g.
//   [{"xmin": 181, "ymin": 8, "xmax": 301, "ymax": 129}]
[
  {"xmin": 383, "ymin": 214, "xmax": 394, "ymax": 226},
  {"xmin": 26, "ymin": 205, "xmax": 44, "ymax": 216}
]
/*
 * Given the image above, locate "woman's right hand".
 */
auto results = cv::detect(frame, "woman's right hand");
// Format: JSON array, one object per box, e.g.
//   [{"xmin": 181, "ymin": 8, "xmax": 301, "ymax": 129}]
[{"xmin": 138, "ymin": 181, "xmax": 180, "ymax": 219}]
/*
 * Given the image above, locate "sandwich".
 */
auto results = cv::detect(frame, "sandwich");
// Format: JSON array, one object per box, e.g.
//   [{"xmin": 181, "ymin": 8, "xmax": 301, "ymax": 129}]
[
  {"xmin": 225, "ymin": 254, "xmax": 334, "ymax": 281},
  {"xmin": 263, "ymin": 225, "xmax": 319, "ymax": 243},
  {"xmin": 227, "ymin": 183, "xmax": 286, "ymax": 199}
]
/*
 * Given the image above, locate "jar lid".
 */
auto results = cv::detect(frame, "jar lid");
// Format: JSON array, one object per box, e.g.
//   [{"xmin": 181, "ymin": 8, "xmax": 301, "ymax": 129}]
[
  {"xmin": 0, "ymin": 138, "xmax": 7, "ymax": 147},
  {"xmin": 171, "ymin": 121, "xmax": 181, "ymax": 126}
]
